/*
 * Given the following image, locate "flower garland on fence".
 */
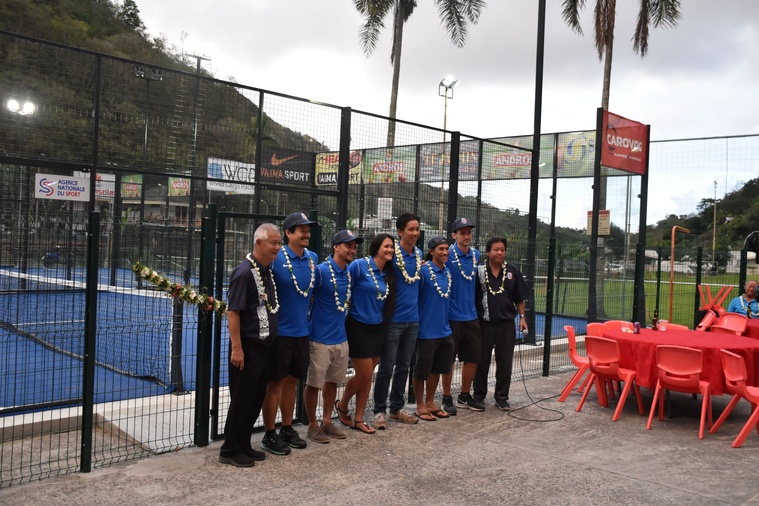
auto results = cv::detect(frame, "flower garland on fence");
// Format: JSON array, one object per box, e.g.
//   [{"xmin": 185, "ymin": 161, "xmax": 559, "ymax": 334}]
[{"xmin": 132, "ymin": 261, "xmax": 227, "ymax": 316}]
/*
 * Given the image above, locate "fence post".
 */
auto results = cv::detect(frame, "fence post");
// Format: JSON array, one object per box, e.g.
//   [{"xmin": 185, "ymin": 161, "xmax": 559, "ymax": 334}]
[
  {"xmin": 80, "ymin": 211, "xmax": 100, "ymax": 473},
  {"xmin": 693, "ymin": 247, "xmax": 704, "ymax": 329}
]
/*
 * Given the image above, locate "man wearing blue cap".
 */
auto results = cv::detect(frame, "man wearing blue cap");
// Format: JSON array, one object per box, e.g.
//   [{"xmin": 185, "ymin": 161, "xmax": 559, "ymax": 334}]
[
  {"xmin": 261, "ymin": 212, "xmax": 318, "ymax": 455},
  {"xmin": 304, "ymin": 229, "xmax": 363, "ymax": 443}
]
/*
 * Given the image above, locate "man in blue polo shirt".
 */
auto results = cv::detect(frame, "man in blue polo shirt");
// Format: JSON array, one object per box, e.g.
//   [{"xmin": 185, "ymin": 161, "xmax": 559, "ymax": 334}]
[
  {"xmin": 413, "ymin": 236, "xmax": 454, "ymax": 422},
  {"xmin": 441, "ymin": 217, "xmax": 485, "ymax": 414},
  {"xmin": 303, "ymin": 230, "xmax": 363, "ymax": 443},
  {"xmin": 372, "ymin": 213, "xmax": 422, "ymax": 428},
  {"xmin": 261, "ymin": 212, "xmax": 319, "ymax": 455}
]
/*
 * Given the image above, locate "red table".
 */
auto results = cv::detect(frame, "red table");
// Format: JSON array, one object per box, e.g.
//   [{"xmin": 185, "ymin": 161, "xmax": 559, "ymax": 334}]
[
  {"xmin": 743, "ymin": 318, "xmax": 759, "ymax": 339},
  {"xmin": 602, "ymin": 328, "xmax": 759, "ymax": 395}
]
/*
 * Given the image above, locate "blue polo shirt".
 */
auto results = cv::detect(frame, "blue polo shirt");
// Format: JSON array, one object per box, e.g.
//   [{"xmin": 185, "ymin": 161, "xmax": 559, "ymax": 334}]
[
  {"xmin": 392, "ymin": 244, "xmax": 422, "ymax": 323},
  {"xmin": 418, "ymin": 262, "xmax": 452, "ymax": 340},
  {"xmin": 309, "ymin": 257, "xmax": 349, "ymax": 345},
  {"xmin": 446, "ymin": 242, "xmax": 480, "ymax": 322},
  {"xmin": 347, "ymin": 257, "xmax": 387, "ymax": 325},
  {"xmin": 272, "ymin": 245, "xmax": 318, "ymax": 337}
]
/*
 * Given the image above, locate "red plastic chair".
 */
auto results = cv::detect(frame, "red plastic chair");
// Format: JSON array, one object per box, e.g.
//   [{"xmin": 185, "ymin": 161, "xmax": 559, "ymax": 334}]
[
  {"xmin": 604, "ymin": 320, "xmax": 633, "ymax": 332},
  {"xmin": 576, "ymin": 336, "xmax": 644, "ymax": 421},
  {"xmin": 558, "ymin": 326, "xmax": 590, "ymax": 402},
  {"xmin": 586, "ymin": 322, "xmax": 607, "ymax": 337},
  {"xmin": 709, "ymin": 350, "xmax": 759, "ymax": 448},
  {"xmin": 662, "ymin": 323, "xmax": 689, "ymax": 331},
  {"xmin": 710, "ymin": 325, "xmax": 743, "ymax": 336},
  {"xmin": 646, "ymin": 345, "xmax": 713, "ymax": 439},
  {"xmin": 714, "ymin": 313, "xmax": 749, "ymax": 334}
]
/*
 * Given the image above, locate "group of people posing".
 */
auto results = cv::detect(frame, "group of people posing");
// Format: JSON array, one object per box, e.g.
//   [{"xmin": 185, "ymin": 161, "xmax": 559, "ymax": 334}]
[{"xmin": 219, "ymin": 212, "xmax": 529, "ymax": 468}]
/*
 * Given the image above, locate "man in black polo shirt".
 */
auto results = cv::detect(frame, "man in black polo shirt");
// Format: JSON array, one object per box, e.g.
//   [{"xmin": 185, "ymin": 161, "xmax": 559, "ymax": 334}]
[
  {"xmin": 473, "ymin": 236, "xmax": 529, "ymax": 411},
  {"xmin": 218, "ymin": 223, "xmax": 282, "ymax": 468}
]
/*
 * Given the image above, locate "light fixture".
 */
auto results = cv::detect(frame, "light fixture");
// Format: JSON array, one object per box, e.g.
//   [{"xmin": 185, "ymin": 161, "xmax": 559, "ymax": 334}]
[{"xmin": 7, "ymin": 99, "xmax": 36, "ymax": 116}]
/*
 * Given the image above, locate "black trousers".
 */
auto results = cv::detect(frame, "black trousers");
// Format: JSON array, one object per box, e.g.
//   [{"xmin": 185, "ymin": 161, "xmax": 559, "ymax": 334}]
[
  {"xmin": 220, "ymin": 338, "xmax": 271, "ymax": 456},
  {"xmin": 473, "ymin": 320, "xmax": 516, "ymax": 401}
]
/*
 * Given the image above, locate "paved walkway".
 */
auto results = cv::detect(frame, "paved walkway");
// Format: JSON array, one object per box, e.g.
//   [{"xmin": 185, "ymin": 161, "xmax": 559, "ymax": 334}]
[{"xmin": 2, "ymin": 371, "xmax": 759, "ymax": 505}]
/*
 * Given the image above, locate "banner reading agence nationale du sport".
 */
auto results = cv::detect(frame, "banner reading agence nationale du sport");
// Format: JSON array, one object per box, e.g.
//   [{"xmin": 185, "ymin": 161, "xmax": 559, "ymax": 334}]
[{"xmin": 34, "ymin": 173, "xmax": 91, "ymax": 202}]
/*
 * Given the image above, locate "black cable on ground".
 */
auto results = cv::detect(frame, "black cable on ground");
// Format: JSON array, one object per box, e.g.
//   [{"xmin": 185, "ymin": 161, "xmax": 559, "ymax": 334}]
[{"xmin": 506, "ymin": 336, "xmax": 565, "ymax": 422}]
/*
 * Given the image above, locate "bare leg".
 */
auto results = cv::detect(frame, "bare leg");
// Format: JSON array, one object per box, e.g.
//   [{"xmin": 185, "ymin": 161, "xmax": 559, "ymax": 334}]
[
  {"xmin": 352, "ymin": 357, "xmax": 378, "ymax": 423},
  {"xmin": 413, "ymin": 378, "xmax": 427, "ymax": 415},
  {"xmin": 442, "ymin": 371, "xmax": 453, "ymax": 397},
  {"xmin": 263, "ymin": 379, "xmax": 284, "ymax": 431},
  {"xmin": 304, "ymin": 384, "xmax": 320, "ymax": 428},
  {"xmin": 280, "ymin": 374, "xmax": 298, "ymax": 426},
  {"xmin": 460, "ymin": 362, "xmax": 477, "ymax": 395},
  {"xmin": 322, "ymin": 382, "xmax": 337, "ymax": 423},
  {"xmin": 425, "ymin": 374, "xmax": 441, "ymax": 411}
]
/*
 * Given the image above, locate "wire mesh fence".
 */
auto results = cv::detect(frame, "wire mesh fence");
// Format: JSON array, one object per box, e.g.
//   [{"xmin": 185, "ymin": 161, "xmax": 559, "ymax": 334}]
[{"xmin": 2, "ymin": 30, "xmax": 759, "ymax": 486}]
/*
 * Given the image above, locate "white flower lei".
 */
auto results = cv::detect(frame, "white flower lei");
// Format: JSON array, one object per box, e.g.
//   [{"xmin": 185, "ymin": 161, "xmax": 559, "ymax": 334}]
[
  {"xmin": 246, "ymin": 253, "xmax": 280, "ymax": 314},
  {"xmin": 282, "ymin": 247, "xmax": 315, "ymax": 297},
  {"xmin": 365, "ymin": 257, "xmax": 389, "ymax": 301},
  {"xmin": 739, "ymin": 295, "xmax": 758, "ymax": 317},
  {"xmin": 394, "ymin": 240, "xmax": 422, "ymax": 284},
  {"xmin": 485, "ymin": 261, "xmax": 508, "ymax": 295},
  {"xmin": 327, "ymin": 260, "xmax": 352, "ymax": 312},
  {"xmin": 427, "ymin": 264, "xmax": 452, "ymax": 298},
  {"xmin": 451, "ymin": 245, "xmax": 476, "ymax": 281}
]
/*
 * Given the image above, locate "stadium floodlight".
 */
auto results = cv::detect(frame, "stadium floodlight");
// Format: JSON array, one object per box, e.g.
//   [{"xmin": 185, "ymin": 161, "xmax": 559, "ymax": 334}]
[
  {"xmin": 7, "ymin": 99, "xmax": 36, "ymax": 116},
  {"xmin": 438, "ymin": 75, "xmax": 459, "ymax": 100},
  {"xmin": 437, "ymin": 75, "xmax": 459, "ymax": 233}
]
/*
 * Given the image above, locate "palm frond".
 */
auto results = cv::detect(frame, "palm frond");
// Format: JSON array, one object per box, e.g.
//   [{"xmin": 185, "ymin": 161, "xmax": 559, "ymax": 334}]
[
  {"xmin": 593, "ymin": 0, "xmax": 615, "ymax": 60},
  {"xmin": 561, "ymin": 0, "xmax": 586, "ymax": 35},
  {"xmin": 354, "ymin": 0, "xmax": 395, "ymax": 56},
  {"xmin": 434, "ymin": 0, "xmax": 485, "ymax": 48}
]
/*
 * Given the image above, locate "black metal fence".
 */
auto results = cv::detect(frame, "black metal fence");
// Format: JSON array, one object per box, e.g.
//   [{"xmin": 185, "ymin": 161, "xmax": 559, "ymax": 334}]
[{"xmin": 1, "ymin": 30, "xmax": 758, "ymax": 486}]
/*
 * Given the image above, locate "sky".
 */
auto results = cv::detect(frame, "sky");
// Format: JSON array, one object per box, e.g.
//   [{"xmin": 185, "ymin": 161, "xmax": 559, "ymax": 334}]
[{"xmin": 136, "ymin": 0, "xmax": 759, "ymax": 230}]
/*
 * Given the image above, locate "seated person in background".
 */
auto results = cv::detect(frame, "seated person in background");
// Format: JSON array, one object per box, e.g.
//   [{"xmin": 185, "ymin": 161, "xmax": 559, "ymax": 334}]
[{"xmin": 727, "ymin": 279, "xmax": 759, "ymax": 317}]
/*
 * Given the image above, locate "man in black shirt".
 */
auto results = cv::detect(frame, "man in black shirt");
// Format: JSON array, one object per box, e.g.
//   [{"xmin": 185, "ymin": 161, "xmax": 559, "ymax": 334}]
[
  {"xmin": 219, "ymin": 223, "xmax": 282, "ymax": 467},
  {"xmin": 473, "ymin": 237, "xmax": 529, "ymax": 411}
]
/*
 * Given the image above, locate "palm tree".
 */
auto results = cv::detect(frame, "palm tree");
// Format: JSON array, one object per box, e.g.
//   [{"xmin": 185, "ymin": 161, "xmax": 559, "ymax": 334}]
[
  {"xmin": 561, "ymin": 0, "xmax": 681, "ymax": 319},
  {"xmin": 354, "ymin": 0, "xmax": 486, "ymax": 146}
]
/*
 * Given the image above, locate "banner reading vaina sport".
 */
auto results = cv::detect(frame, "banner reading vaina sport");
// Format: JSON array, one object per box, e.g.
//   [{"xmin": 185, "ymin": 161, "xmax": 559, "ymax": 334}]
[
  {"xmin": 260, "ymin": 147, "xmax": 315, "ymax": 187},
  {"xmin": 601, "ymin": 111, "xmax": 648, "ymax": 175}
]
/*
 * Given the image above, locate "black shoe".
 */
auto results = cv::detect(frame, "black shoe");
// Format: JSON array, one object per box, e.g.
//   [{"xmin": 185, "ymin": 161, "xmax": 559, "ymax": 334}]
[
  {"xmin": 244, "ymin": 447, "xmax": 267, "ymax": 461},
  {"xmin": 218, "ymin": 452, "xmax": 254, "ymax": 468},
  {"xmin": 495, "ymin": 398, "xmax": 511, "ymax": 411},
  {"xmin": 280, "ymin": 426, "xmax": 308, "ymax": 449},
  {"xmin": 261, "ymin": 432, "xmax": 291, "ymax": 455},
  {"xmin": 442, "ymin": 395, "xmax": 458, "ymax": 416},
  {"xmin": 456, "ymin": 393, "xmax": 485, "ymax": 412},
  {"xmin": 472, "ymin": 395, "xmax": 485, "ymax": 404}
]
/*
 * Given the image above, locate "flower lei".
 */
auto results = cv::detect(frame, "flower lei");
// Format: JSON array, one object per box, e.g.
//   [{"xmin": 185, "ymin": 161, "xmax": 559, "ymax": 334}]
[
  {"xmin": 451, "ymin": 245, "xmax": 476, "ymax": 281},
  {"xmin": 394, "ymin": 240, "xmax": 422, "ymax": 284},
  {"xmin": 283, "ymin": 247, "xmax": 315, "ymax": 297},
  {"xmin": 327, "ymin": 260, "xmax": 352, "ymax": 312},
  {"xmin": 485, "ymin": 261, "xmax": 508, "ymax": 295},
  {"xmin": 365, "ymin": 257, "xmax": 389, "ymax": 300},
  {"xmin": 427, "ymin": 264, "xmax": 452, "ymax": 298},
  {"xmin": 739, "ymin": 295, "xmax": 758, "ymax": 318},
  {"xmin": 132, "ymin": 261, "xmax": 227, "ymax": 316},
  {"xmin": 246, "ymin": 253, "xmax": 280, "ymax": 314}
]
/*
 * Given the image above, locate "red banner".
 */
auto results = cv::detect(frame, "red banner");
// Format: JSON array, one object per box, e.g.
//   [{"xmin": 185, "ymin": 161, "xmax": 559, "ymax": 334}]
[{"xmin": 601, "ymin": 111, "xmax": 648, "ymax": 175}]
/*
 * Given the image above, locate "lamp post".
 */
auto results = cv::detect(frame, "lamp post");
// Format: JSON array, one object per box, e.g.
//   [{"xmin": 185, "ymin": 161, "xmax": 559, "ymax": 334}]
[
  {"xmin": 713, "ymin": 179, "xmax": 718, "ymax": 271},
  {"xmin": 7, "ymin": 98, "xmax": 36, "ymax": 289},
  {"xmin": 438, "ymin": 75, "xmax": 459, "ymax": 233}
]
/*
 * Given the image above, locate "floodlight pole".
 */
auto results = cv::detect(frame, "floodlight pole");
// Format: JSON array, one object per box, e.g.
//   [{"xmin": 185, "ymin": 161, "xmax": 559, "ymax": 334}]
[{"xmin": 438, "ymin": 76, "xmax": 458, "ymax": 233}]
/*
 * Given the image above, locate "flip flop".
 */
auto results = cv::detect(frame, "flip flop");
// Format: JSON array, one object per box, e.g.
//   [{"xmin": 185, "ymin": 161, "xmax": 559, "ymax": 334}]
[
  {"xmin": 351, "ymin": 421, "xmax": 376, "ymax": 434},
  {"xmin": 429, "ymin": 408, "xmax": 449, "ymax": 419},
  {"xmin": 335, "ymin": 399, "xmax": 353, "ymax": 427},
  {"xmin": 414, "ymin": 412, "xmax": 437, "ymax": 422}
]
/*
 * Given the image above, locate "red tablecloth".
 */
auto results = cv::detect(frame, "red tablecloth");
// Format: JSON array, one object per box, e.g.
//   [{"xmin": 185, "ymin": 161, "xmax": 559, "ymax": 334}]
[
  {"xmin": 743, "ymin": 318, "xmax": 759, "ymax": 339},
  {"xmin": 602, "ymin": 328, "xmax": 759, "ymax": 395}
]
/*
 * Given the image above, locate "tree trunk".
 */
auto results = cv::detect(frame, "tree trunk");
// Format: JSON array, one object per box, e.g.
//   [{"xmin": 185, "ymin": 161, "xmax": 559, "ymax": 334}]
[
  {"xmin": 386, "ymin": 1, "xmax": 404, "ymax": 148},
  {"xmin": 596, "ymin": 37, "xmax": 614, "ymax": 319}
]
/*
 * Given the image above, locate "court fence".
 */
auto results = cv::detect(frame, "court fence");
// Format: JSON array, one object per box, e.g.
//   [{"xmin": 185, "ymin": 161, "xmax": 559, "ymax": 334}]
[{"xmin": 1, "ymin": 30, "xmax": 757, "ymax": 486}]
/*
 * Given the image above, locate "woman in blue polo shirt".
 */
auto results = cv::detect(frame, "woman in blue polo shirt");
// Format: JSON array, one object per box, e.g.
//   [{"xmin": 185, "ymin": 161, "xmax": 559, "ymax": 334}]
[{"xmin": 336, "ymin": 233, "xmax": 396, "ymax": 434}]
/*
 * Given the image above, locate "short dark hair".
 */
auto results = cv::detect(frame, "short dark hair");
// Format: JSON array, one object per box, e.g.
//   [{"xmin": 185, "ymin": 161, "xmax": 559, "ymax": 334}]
[
  {"xmin": 485, "ymin": 237, "xmax": 507, "ymax": 252},
  {"xmin": 396, "ymin": 213, "xmax": 420, "ymax": 233}
]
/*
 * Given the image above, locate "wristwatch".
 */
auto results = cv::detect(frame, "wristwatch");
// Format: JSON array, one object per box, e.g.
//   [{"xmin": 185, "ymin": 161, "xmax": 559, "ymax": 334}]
[{"xmin": 519, "ymin": 314, "xmax": 525, "ymax": 319}]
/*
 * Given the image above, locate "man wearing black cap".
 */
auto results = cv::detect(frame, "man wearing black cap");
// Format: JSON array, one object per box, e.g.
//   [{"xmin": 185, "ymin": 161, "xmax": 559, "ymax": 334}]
[
  {"xmin": 303, "ymin": 230, "xmax": 363, "ymax": 444},
  {"xmin": 261, "ymin": 212, "xmax": 318, "ymax": 455},
  {"xmin": 441, "ymin": 217, "xmax": 485, "ymax": 414},
  {"xmin": 413, "ymin": 236, "xmax": 455, "ymax": 421}
]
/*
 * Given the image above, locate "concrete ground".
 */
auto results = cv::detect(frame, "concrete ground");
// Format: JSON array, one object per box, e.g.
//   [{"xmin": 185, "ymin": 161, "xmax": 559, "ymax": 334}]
[{"xmin": 2, "ymin": 371, "xmax": 759, "ymax": 505}]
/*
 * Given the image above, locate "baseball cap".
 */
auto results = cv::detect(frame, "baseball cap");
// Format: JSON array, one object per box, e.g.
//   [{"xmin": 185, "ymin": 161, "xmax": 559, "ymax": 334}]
[
  {"xmin": 451, "ymin": 217, "xmax": 476, "ymax": 232},
  {"xmin": 332, "ymin": 229, "xmax": 364, "ymax": 247},
  {"xmin": 427, "ymin": 236, "xmax": 448, "ymax": 250},
  {"xmin": 283, "ymin": 212, "xmax": 316, "ymax": 230}
]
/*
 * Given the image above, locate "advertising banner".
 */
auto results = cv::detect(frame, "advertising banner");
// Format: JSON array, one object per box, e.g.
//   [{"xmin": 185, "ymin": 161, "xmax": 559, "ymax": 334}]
[
  {"xmin": 587, "ymin": 210, "xmax": 611, "ymax": 236},
  {"xmin": 260, "ymin": 147, "xmax": 315, "ymax": 187},
  {"xmin": 556, "ymin": 131, "xmax": 596, "ymax": 178},
  {"xmin": 34, "ymin": 173, "xmax": 91, "ymax": 202},
  {"xmin": 168, "ymin": 177, "xmax": 191, "ymax": 197},
  {"xmin": 363, "ymin": 146, "xmax": 416, "ymax": 184},
  {"xmin": 484, "ymin": 135, "xmax": 554, "ymax": 180},
  {"xmin": 315, "ymin": 150, "xmax": 363, "ymax": 186},
  {"xmin": 207, "ymin": 157, "xmax": 255, "ymax": 194},
  {"xmin": 601, "ymin": 111, "xmax": 648, "ymax": 175},
  {"xmin": 121, "ymin": 174, "xmax": 142, "ymax": 198},
  {"xmin": 418, "ymin": 140, "xmax": 480, "ymax": 182},
  {"xmin": 73, "ymin": 171, "xmax": 114, "ymax": 200}
]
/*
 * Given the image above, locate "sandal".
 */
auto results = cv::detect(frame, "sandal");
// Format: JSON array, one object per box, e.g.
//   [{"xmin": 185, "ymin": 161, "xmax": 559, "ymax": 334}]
[
  {"xmin": 429, "ymin": 407, "xmax": 449, "ymax": 419},
  {"xmin": 414, "ymin": 412, "xmax": 437, "ymax": 422},
  {"xmin": 335, "ymin": 399, "xmax": 353, "ymax": 427},
  {"xmin": 351, "ymin": 421, "xmax": 376, "ymax": 434}
]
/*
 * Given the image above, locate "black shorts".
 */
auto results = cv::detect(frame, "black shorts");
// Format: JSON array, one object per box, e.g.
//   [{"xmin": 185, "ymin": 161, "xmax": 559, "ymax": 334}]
[
  {"xmin": 450, "ymin": 319, "xmax": 481, "ymax": 364},
  {"xmin": 345, "ymin": 314, "xmax": 385, "ymax": 359},
  {"xmin": 269, "ymin": 335, "xmax": 310, "ymax": 381},
  {"xmin": 414, "ymin": 335, "xmax": 454, "ymax": 380}
]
